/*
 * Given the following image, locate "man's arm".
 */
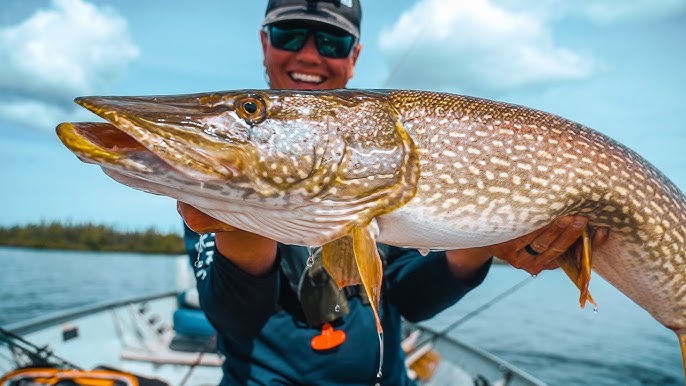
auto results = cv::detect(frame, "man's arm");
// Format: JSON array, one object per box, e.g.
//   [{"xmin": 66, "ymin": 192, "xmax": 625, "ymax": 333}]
[
  {"xmin": 383, "ymin": 216, "xmax": 609, "ymax": 322},
  {"xmin": 181, "ymin": 202, "xmax": 609, "ymax": 280},
  {"xmin": 179, "ymin": 202, "xmax": 610, "ymax": 323},
  {"xmin": 383, "ymin": 248, "xmax": 491, "ymax": 322},
  {"xmin": 179, "ymin": 202, "xmax": 280, "ymax": 341},
  {"xmin": 178, "ymin": 202, "xmax": 278, "ymax": 275}
]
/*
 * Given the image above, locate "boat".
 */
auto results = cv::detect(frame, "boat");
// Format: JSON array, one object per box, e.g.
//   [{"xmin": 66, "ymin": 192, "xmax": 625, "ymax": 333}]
[
  {"xmin": 0, "ymin": 292, "xmax": 548, "ymax": 386},
  {"xmin": 0, "ymin": 258, "xmax": 548, "ymax": 386}
]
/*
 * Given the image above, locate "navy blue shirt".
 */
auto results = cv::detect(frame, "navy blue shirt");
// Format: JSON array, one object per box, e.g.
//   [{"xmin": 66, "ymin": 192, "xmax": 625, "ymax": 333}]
[{"xmin": 185, "ymin": 225, "xmax": 491, "ymax": 385}]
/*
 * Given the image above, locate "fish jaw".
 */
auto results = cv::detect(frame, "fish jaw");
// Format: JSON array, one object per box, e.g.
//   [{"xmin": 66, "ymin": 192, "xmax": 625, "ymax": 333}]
[
  {"xmin": 68, "ymin": 93, "xmax": 252, "ymax": 183},
  {"xmin": 56, "ymin": 121, "xmax": 154, "ymax": 172},
  {"xmin": 61, "ymin": 91, "xmax": 339, "ymax": 197}
]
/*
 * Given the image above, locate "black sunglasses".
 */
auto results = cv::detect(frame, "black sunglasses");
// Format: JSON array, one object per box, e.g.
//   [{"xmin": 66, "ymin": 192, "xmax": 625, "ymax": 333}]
[{"xmin": 267, "ymin": 25, "xmax": 357, "ymax": 59}]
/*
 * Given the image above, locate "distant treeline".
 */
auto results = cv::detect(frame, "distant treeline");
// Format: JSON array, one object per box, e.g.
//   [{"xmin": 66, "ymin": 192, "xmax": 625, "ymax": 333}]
[{"xmin": 0, "ymin": 222, "xmax": 184, "ymax": 254}]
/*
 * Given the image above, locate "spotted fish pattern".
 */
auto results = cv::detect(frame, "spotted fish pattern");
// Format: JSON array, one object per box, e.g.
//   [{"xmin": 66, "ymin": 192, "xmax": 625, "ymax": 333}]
[{"xmin": 56, "ymin": 89, "xmax": 686, "ymax": 379}]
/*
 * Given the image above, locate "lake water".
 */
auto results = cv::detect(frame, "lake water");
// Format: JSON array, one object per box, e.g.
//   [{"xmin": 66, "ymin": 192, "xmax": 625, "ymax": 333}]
[
  {"xmin": 0, "ymin": 246, "xmax": 178, "ymax": 325},
  {"xmin": 0, "ymin": 246, "xmax": 682, "ymax": 385}
]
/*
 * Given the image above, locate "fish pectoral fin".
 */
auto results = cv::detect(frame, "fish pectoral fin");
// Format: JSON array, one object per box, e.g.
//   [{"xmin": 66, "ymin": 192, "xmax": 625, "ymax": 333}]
[
  {"xmin": 322, "ymin": 234, "xmax": 361, "ymax": 288},
  {"xmin": 321, "ymin": 224, "xmax": 383, "ymax": 333},
  {"xmin": 556, "ymin": 228, "xmax": 597, "ymax": 309}
]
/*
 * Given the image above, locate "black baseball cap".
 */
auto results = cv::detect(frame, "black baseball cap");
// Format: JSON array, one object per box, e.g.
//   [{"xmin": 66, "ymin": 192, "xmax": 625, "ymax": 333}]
[{"xmin": 263, "ymin": 0, "xmax": 362, "ymax": 38}]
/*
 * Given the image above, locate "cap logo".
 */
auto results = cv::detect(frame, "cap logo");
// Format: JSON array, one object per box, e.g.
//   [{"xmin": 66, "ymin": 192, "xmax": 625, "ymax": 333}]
[{"xmin": 306, "ymin": 0, "xmax": 353, "ymax": 10}]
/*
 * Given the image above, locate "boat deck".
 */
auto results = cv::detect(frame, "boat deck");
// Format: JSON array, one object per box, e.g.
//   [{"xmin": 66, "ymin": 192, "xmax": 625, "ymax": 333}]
[{"xmin": 1, "ymin": 292, "xmax": 546, "ymax": 386}]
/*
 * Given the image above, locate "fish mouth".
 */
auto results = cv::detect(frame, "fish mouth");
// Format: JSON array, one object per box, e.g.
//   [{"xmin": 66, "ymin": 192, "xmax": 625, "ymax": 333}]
[
  {"xmin": 56, "ymin": 121, "xmax": 156, "ymax": 172},
  {"xmin": 56, "ymin": 94, "xmax": 244, "ymax": 181}
]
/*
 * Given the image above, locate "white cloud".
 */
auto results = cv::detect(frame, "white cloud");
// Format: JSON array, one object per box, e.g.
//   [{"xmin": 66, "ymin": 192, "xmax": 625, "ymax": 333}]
[
  {"xmin": 0, "ymin": 0, "xmax": 139, "ymax": 130},
  {"xmin": 578, "ymin": 0, "xmax": 686, "ymax": 23},
  {"xmin": 379, "ymin": 0, "xmax": 597, "ymax": 94},
  {"xmin": 495, "ymin": 0, "xmax": 686, "ymax": 23}
]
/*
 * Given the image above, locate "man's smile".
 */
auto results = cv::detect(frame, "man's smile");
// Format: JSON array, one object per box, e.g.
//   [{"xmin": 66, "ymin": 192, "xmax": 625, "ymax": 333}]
[{"xmin": 290, "ymin": 72, "xmax": 324, "ymax": 84}]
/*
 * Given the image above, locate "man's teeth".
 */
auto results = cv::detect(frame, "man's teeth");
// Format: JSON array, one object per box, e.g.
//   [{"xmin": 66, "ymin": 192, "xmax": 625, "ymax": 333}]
[{"xmin": 291, "ymin": 72, "xmax": 323, "ymax": 83}]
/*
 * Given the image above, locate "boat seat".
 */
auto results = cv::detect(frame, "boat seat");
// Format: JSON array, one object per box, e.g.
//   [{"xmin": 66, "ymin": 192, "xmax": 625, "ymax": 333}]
[
  {"xmin": 177, "ymin": 288, "xmax": 201, "ymax": 309},
  {"xmin": 173, "ymin": 307, "xmax": 215, "ymax": 338},
  {"xmin": 173, "ymin": 288, "xmax": 216, "ymax": 339}
]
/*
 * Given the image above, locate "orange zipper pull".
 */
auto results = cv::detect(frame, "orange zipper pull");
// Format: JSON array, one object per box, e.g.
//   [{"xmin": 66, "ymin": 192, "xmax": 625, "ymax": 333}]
[{"xmin": 311, "ymin": 323, "xmax": 346, "ymax": 350}]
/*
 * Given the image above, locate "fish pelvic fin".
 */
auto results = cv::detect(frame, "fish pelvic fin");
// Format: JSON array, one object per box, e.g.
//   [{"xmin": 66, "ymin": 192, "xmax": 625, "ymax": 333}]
[
  {"xmin": 322, "ymin": 224, "xmax": 383, "ymax": 334},
  {"xmin": 556, "ymin": 227, "xmax": 597, "ymax": 309},
  {"xmin": 351, "ymin": 225, "xmax": 383, "ymax": 334}
]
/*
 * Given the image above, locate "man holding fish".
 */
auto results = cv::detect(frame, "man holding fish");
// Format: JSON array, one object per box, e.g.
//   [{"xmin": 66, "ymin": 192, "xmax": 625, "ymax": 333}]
[{"xmin": 177, "ymin": 0, "xmax": 607, "ymax": 384}]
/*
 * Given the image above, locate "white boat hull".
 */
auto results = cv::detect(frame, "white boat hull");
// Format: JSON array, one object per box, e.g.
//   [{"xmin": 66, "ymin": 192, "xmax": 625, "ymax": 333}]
[{"xmin": 1, "ymin": 292, "xmax": 546, "ymax": 386}]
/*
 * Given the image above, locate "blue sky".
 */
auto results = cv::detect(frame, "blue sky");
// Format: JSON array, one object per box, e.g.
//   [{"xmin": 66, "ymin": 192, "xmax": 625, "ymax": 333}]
[{"xmin": 0, "ymin": 0, "xmax": 684, "ymax": 233}]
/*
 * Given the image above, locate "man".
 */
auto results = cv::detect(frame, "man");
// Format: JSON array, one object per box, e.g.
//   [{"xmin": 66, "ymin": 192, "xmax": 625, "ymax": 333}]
[{"xmin": 178, "ymin": 1, "xmax": 608, "ymax": 384}]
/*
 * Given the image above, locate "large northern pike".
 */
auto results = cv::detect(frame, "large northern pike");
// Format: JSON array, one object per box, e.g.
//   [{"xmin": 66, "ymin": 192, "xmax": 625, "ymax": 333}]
[{"xmin": 56, "ymin": 89, "xmax": 686, "ymax": 379}]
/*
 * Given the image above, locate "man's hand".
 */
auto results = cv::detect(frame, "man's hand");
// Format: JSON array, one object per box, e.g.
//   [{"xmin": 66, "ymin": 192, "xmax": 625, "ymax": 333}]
[
  {"xmin": 178, "ymin": 201, "xmax": 278, "ymax": 276},
  {"xmin": 177, "ymin": 202, "xmax": 236, "ymax": 233},
  {"xmin": 488, "ymin": 215, "xmax": 609, "ymax": 276},
  {"xmin": 446, "ymin": 215, "xmax": 610, "ymax": 280}
]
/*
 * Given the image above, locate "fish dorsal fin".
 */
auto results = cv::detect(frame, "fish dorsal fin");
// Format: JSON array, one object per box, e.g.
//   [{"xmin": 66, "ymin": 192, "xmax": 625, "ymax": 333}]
[{"xmin": 556, "ymin": 228, "xmax": 597, "ymax": 309}]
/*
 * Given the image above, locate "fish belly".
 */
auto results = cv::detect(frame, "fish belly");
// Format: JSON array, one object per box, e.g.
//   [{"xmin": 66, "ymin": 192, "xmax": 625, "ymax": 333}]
[{"xmin": 376, "ymin": 205, "xmax": 533, "ymax": 250}]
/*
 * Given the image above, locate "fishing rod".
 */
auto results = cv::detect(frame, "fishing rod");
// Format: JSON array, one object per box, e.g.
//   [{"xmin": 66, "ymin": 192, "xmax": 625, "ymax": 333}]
[
  {"xmin": 413, "ymin": 274, "xmax": 536, "ymax": 350},
  {"xmin": 0, "ymin": 326, "xmax": 82, "ymax": 370},
  {"xmin": 381, "ymin": 17, "xmax": 427, "ymax": 88},
  {"xmin": 402, "ymin": 274, "xmax": 536, "ymax": 384}
]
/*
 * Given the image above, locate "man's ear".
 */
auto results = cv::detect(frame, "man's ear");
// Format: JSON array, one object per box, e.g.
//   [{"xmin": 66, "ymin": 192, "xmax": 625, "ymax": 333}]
[
  {"xmin": 348, "ymin": 43, "xmax": 362, "ymax": 80},
  {"xmin": 260, "ymin": 29, "xmax": 269, "ymax": 66}
]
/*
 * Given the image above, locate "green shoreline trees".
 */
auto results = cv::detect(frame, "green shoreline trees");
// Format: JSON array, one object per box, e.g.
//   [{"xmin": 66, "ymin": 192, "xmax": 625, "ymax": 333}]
[
  {"xmin": 0, "ymin": 222, "xmax": 184, "ymax": 254},
  {"xmin": 1, "ymin": 223, "xmax": 509, "ymax": 263}
]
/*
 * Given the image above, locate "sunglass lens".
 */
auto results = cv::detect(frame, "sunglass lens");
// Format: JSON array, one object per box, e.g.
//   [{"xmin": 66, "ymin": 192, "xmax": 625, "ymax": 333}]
[
  {"xmin": 315, "ymin": 31, "xmax": 355, "ymax": 58},
  {"xmin": 269, "ymin": 26, "xmax": 308, "ymax": 52}
]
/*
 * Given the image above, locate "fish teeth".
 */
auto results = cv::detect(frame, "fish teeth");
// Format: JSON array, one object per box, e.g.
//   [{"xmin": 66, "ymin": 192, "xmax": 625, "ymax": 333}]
[{"xmin": 291, "ymin": 72, "xmax": 323, "ymax": 83}]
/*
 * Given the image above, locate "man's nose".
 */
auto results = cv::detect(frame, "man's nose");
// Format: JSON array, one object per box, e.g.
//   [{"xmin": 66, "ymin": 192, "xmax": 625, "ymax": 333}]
[{"xmin": 295, "ymin": 35, "xmax": 323, "ymax": 63}]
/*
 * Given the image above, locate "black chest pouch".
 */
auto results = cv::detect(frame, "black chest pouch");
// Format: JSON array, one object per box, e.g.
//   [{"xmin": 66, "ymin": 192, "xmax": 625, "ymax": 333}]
[{"xmin": 279, "ymin": 245, "xmax": 381, "ymax": 328}]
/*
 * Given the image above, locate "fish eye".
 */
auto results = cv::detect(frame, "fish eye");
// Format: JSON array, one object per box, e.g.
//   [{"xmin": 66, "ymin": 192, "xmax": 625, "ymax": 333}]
[
  {"xmin": 243, "ymin": 101, "xmax": 258, "ymax": 114},
  {"xmin": 235, "ymin": 94, "xmax": 266, "ymax": 125}
]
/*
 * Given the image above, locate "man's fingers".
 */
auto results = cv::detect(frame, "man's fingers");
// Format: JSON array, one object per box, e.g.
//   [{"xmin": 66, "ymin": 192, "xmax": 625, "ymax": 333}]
[
  {"xmin": 177, "ymin": 202, "xmax": 235, "ymax": 233},
  {"xmin": 510, "ymin": 216, "xmax": 587, "ymax": 275},
  {"xmin": 543, "ymin": 260, "xmax": 560, "ymax": 270},
  {"xmin": 498, "ymin": 216, "xmax": 610, "ymax": 277},
  {"xmin": 525, "ymin": 217, "xmax": 572, "ymax": 254},
  {"xmin": 533, "ymin": 216, "xmax": 587, "ymax": 255}
]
